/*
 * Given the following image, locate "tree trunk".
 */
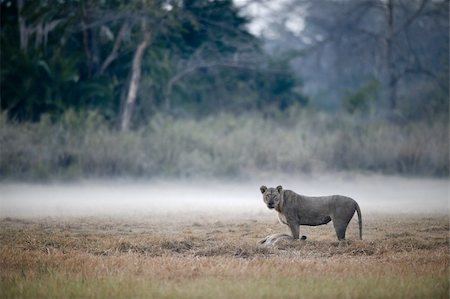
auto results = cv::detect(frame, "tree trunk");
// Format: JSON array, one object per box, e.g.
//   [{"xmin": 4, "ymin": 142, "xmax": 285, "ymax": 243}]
[
  {"xmin": 81, "ymin": 2, "xmax": 101, "ymax": 78},
  {"xmin": 17, "ymin": 0, "xmax": 28, "ymax": 51},
  {"xmin": 120, "ymin": 26, "xmax": 151, "ymax": 131},
  {"xmin": 384, "ymin": 0, "xmax": 397, "ymax": 111},
  {"xmin": 81, "ymin": 2, "xmax": 93, "ymax": 77}
]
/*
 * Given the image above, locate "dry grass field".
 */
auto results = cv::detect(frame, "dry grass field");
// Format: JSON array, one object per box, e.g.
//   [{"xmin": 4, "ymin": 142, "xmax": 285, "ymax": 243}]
[{"xmin": 0, "ymin": 212, "xmax": 448, "ymax": 299}]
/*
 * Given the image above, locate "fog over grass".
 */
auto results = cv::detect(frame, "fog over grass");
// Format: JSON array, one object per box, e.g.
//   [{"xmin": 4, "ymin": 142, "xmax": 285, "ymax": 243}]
[{"xmin": 1, "ymin": 174, "xmax": 448, "ymax": 218}]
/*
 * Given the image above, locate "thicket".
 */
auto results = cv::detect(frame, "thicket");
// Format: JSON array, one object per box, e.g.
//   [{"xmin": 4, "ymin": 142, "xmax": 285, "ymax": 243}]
[
  {"xmin": 0, "ymin": 0, "xmax": 306, "ymax": 128},
  {"xmin": 1, "ymin": 110, "xmax": 447, "ymax": 181}
]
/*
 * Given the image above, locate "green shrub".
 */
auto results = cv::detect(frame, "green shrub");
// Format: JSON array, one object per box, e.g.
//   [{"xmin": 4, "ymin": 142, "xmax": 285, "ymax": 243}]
[{"xmin": 342, "ymin": 80, "xmax": 379, "ymax": 114}]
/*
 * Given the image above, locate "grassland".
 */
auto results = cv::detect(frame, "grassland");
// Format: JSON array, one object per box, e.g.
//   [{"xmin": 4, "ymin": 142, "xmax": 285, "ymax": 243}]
[{"xmin": 0, "ymin": 213, "xmax": 448, "ymax": 298}]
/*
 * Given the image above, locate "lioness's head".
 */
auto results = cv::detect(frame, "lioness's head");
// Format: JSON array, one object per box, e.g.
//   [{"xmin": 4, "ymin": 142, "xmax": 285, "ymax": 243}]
[{"xmin": 260, "ymin": 185, "xmax": 283, "ymax": 210}]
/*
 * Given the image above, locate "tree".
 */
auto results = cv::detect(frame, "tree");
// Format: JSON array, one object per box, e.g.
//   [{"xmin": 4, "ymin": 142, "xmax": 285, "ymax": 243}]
[
  {"xmin": 1, "ymin": 0, "xmax": 307, "ymax": 126},
  {"xmin": 256, "ymin": 0, "xmax": 449, "ymax": 117},
  {"xmin": 120, "ymin": 16, "xmax": 151, "ymax": 131}
]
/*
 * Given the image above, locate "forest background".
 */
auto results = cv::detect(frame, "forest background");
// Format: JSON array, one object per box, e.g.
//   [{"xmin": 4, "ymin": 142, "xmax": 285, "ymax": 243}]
[{"xmin": 1, "ymin": 0, "xmax": 448, "ymax": 180}]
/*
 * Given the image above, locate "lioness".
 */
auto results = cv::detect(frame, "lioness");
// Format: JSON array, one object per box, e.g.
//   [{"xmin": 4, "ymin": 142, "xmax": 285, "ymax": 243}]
[{"xmin": 260, "ymin": 185, "xmax": 362, "ymax": 240}]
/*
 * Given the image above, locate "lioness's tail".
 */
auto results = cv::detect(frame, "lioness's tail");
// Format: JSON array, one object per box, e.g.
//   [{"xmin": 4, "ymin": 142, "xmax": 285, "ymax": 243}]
[{"xmin": 355, "ymin": 202, "xmax": 362, "ymax": 240}]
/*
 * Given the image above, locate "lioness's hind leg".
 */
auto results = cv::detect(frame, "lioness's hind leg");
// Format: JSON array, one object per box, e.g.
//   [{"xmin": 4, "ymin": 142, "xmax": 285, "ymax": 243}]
[
  {"xmin": 332, "ymin": 204, "xmax": 357, "ymax": 240},
  {"xmin": 333, "ymin": 222, "xmax": 347, "ymax": 240},
  {"xmin": 333, "ymin": 217, "xmax": 352, "ymax": 240}
]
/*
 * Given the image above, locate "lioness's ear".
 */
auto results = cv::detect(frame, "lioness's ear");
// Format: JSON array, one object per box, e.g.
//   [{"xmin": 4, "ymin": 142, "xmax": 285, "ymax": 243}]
[
  {"xmin": 260, "ymin": 185, "xmax": 267, "ymax": 194},
  {"xmin": 276, "ymin": 185, "xmax": 283, "ymax": 193}
]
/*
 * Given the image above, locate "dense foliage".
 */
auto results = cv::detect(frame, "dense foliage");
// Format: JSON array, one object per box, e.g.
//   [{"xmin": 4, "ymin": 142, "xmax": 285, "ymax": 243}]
[{"xmin": 1, "ymin": 0, "xmax": 306, "ymax": 126}]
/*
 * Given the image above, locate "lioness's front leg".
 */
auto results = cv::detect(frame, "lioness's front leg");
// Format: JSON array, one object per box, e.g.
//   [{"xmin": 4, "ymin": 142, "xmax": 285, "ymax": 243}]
[
  {"xmin": 287, "ymin": 221, "xmax": 307, "ymax": 240},
  {"xmin": 288, "ymin": 221, "xmax": 299, "ymax": 239}
]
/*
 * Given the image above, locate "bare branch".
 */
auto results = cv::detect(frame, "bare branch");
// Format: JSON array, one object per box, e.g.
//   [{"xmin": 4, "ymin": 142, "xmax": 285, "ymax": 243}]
[
  {"xmin": 393, "ymin": 0, "xmax": 429, "ymax": 36},
  {"xmin": 99, "ymin": 21, "xmax": 130, "ymax": 75}
]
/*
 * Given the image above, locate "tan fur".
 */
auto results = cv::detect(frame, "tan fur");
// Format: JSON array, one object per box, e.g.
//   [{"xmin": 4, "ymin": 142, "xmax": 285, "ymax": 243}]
[
  {"xmin": 260, "ymin": 185, "xmax": 362, "ymax": 241},
  {"xmin": 259, "ymin": 233, "xmax": 293, "ymax": 245},
  {"xmin": 259, "ymin": 233, "xmax": 308, "ymax": 246}
]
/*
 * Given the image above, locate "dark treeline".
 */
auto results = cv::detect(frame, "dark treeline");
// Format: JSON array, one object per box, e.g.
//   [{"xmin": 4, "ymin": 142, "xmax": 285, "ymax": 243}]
[
  {"xmin": 1, "ymin": 0, "xmax": 448, "ymax": 127},
  {"xmin": 1, "ymin": 0, "xmax": 305, "ymax": 130}
]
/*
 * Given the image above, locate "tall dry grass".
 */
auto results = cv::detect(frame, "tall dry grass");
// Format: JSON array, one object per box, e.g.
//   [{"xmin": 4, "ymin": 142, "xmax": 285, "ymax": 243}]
[{"xmin": 0, "ymin": 110, "xmax": 448, "ymax": 180}]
